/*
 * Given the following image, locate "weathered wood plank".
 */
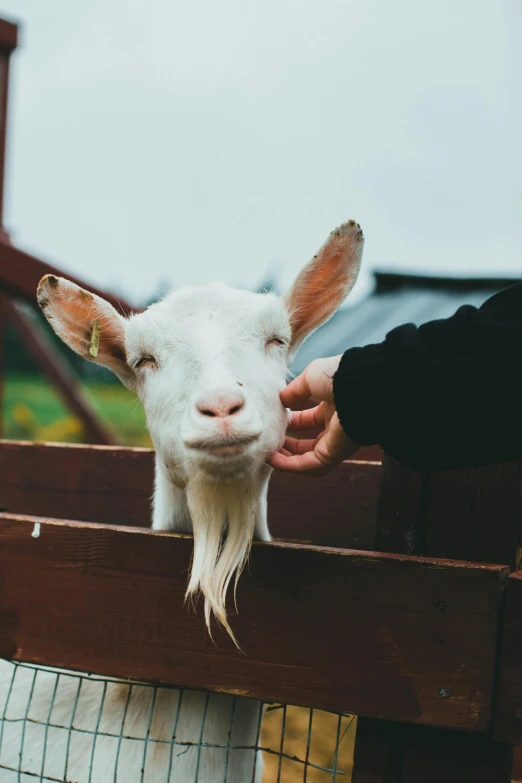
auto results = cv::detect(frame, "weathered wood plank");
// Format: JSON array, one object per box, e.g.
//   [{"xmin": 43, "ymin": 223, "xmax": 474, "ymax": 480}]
[
  {"xmin": 409, "ymin": 460, "xmax": 519, "ymax": 781},
  {"xmin": 268, "ymin": 460, "xmax": 381, "ymax": 548},
  {"xmin": 0, "ymin": 239, "xmax": 136, "ymax": 312},
  {"xmin": 0, "ymin": 440, "xmax": 153, "ymax": 525},
  {"xmin": 352, "ymin": 718, "xmax": 402, "ymax": 783},
  {"xmin": 399, "ymin": 725, "xmax": 513, "ymax": 783},
  {"xmin": 0, "ymin": 19, "xmax": 18, "ymax": 53},
  {"xmin": 0, "ymin": 296, "xmax": 6, "ymax": 439},
  {"xmin": 493, "ymin": 571, "xmax": 522, "ymax": 745},
  {"xmin": 424, "ymin": 461, "xmax": 522, "ymax": 569},
  {"xmin": 354, "ymin": 455, "xmax": 518, "ymax": 782},
  {"xmin": 353, "ymin": 455, "xmax": 427, "ymax": 782},
  {"xmin": 420, "ymin": 463, "xmax": 522, "ymax": 776},
  {"xmin": 0, "ymin": 513, "xmax": 508, "ymax": 731},
  {"xmin": 374, "ymin": 457, "xmax": 426, "ymax": 556},
  {"xmin": 422, "ymin": 464, "xmax": 522, "ymax": 779},
  {"xmin": 0, "ymin": 440, "xmax": 382, "ymax": 548},
  {"xmin": 0, "ymin": 50, "xmax": 12, "ymax": 233}
]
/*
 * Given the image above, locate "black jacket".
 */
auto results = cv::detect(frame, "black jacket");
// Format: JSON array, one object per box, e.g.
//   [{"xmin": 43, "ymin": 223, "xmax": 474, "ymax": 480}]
[{"xmin": 333, "ymin": 284, "xmax": 522, "ymax": 471}]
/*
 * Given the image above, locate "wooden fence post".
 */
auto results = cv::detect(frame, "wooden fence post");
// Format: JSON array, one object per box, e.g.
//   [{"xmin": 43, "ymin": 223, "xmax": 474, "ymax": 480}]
[
  {"xmin": 0, "ymin": 19, "xmax": 17, "ymax": 241},
  {"xmin": 352, "ymin": 455, "xmax": 521, "ymax": 783},
  {"xmin": 0, "ymin": 21, "xmax": 16, "ymax": 438},
  {"xmin": 0, "ymin": 294, "xmax": 6, "ymax": 438},
  {"xmin": 7, "ymin": 300, "xmax": 116, "ymax": 444}
]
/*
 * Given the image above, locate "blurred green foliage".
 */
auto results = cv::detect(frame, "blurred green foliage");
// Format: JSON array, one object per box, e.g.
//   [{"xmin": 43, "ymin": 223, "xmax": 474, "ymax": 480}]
[{"xmin": 4, "ymin": 374, "xmax": 152, "ymax": 447}]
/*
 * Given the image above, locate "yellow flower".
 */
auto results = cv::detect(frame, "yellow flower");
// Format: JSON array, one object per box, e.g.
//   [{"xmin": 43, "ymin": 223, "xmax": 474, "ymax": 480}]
[
  {"xmin": 38, "ymin": 416, "xmax": 85, "ymax": 443},
  {"xmin": 12, "ymin": 403, "xmax": 35, "ymax": 427}
]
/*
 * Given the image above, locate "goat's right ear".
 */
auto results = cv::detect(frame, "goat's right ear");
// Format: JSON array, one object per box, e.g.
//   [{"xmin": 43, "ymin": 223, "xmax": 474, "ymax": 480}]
[{"xmin": 37, "ymin": 275, "xmax": 135, "ymax": 388}]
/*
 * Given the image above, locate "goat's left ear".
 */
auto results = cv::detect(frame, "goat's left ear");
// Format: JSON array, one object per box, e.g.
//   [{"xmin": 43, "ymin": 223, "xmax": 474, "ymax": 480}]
[
  {"xmin": 37, "ymin": 275, "xmax": 135, "ymax": 388},
  {"xmin": 283, "ymin": 219, "xmax": 364, "ymax": 356}
]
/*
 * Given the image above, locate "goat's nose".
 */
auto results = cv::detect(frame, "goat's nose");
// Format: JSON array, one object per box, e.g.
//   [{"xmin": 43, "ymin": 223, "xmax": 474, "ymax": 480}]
[{"xmin": 196, "ymin": 392, "xmax": 245, "ymax": 419}]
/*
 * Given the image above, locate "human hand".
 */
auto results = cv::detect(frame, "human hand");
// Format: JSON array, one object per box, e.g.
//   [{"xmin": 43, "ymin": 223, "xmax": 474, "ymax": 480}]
[{"xmin": 269, "ymin": 356, "xmax": 360, "ymax": 474}]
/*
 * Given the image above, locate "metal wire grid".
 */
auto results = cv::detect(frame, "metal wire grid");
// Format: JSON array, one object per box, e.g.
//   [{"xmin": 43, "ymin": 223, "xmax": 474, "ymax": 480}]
[{"xmin": 0, "ymin": 660, "xmax": 354, "ymax": 782}]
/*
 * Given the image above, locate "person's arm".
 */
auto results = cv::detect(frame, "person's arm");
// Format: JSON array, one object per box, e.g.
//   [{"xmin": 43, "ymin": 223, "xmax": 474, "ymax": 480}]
[
  {"xmin": 334, "ymin": 283, "xmax": 522, "ymax": 470},
  {"xmin": 270, "ymin": 283, "xmax": 522, "ymax": 473}
]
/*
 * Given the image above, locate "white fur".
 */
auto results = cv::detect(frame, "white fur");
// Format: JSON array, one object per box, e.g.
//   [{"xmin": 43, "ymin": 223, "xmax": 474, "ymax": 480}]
[
  {"xmin": 132, "ymin": 284, "xmax": 290, "ymax": 638},
  {"xmin": 0, "ymin": 220, "xmax": 364, "ymax": 782}
]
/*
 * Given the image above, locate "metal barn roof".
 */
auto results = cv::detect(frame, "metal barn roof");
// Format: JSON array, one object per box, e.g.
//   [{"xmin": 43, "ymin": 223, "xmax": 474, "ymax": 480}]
[{"xmin": 291, "ymin": 273, "xmax": 521, "ymax": 374}]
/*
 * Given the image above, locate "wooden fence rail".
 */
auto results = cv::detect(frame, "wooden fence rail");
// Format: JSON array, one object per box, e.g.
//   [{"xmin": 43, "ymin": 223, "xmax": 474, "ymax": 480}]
[
  {"xmin": 0, "ymin": 440, "xmax": 382, "ymax": 549},
  {"xmin": 2, "ymin": 440, "xmax": 522, "ymax": 782},
  {"xmin": 0, "ymin": 513, "xmax": 507, "ymax": 731}
]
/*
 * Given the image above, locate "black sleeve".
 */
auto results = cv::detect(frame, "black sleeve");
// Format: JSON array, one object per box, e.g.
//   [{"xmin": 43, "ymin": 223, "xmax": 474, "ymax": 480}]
[{"xmin": 332, "ymin": 283, "xmax": 522, "ymax": 471}]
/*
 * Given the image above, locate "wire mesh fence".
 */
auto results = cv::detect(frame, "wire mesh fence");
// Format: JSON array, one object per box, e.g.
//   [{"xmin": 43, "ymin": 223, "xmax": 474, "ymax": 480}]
[{"xmin": 0, "ymin": 660, "xmax": 355, "ymax": 783}]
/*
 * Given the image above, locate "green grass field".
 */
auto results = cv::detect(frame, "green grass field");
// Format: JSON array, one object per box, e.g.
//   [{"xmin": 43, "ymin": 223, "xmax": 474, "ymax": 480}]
[{"xmin": 4, "ymin": 374, "xmax": 152, "ymax": 447}]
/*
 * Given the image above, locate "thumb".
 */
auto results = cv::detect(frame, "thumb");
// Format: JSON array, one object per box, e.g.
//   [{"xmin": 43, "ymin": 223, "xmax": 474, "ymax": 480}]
[{"xmin": 320, "ymin": 413, "xmax": 357, "ymax": 464}]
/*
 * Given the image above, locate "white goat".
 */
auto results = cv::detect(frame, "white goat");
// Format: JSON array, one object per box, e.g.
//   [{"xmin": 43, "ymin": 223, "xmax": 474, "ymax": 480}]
[{"xmin": 0, "ymin": 220, "xmax": 363, "ymax": 782}]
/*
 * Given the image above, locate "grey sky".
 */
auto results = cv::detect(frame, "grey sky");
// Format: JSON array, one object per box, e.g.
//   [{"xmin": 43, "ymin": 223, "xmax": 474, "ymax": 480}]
[{"xmin": 1, "ymin": 0, "xmax": 521, "ymax": 305}]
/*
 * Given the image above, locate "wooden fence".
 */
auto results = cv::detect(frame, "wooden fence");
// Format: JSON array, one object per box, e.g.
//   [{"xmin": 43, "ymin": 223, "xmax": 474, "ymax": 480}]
[{"xmin": 1, "ymin": 439, "xmax": 522, "ymax": 780}]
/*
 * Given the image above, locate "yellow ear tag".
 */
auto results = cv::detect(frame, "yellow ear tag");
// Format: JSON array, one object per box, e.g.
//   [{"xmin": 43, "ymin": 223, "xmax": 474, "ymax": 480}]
[{"xmin": 89, "ymin": 320, "xmax": 101, "ymax": 358}]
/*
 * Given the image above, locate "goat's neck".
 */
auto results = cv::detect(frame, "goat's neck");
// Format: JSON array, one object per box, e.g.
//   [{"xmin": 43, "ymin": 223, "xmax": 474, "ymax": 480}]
[{"xmin": 152, "ymin": 455, "xmax": 271, "ymax": 541}]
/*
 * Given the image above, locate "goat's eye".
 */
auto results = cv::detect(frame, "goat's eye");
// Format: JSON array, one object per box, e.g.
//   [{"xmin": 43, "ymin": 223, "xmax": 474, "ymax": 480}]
[
  {"xmin": 134, "ymin": 355, "xmax": 158, "ymax": 370},
  {"xmin": 266, "ymin": 336, "xmax": 287, "ymax": 348}
]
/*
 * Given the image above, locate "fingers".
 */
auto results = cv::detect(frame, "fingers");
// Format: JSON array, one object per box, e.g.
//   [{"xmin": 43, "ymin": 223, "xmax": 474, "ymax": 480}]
[
  {"xmin": 268, "ymin": 413, "xmax": 357, "ymax": 475},
  {"xmin": 280, "ymin": 372, "xmax": 313, "ymax": 408},
  {"xmin": 281, "ymin": 357, "xmax": 340, "ymax": 409},
  {"xmin": 268, "ymin": 449, "xmax": 334, "ymax": 475},
  {"xmin": 288, "ymin": 404, "xmax": 325, "ymax": 431},
  {"xmin": 282, "ymin": 435, "xmax": 325, "ymax": 455}
]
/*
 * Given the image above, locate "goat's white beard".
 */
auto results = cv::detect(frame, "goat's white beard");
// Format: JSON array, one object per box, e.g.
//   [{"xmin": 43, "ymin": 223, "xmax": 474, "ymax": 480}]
[{"xmin": 185, "ymin": 474, "xmax": 259, "ymax": 646}]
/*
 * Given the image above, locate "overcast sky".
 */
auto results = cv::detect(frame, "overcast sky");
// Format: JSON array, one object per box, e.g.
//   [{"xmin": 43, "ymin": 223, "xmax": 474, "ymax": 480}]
[{"xmin": 1, "ymin": 0, "xmax": 521, "ymax": 305}]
